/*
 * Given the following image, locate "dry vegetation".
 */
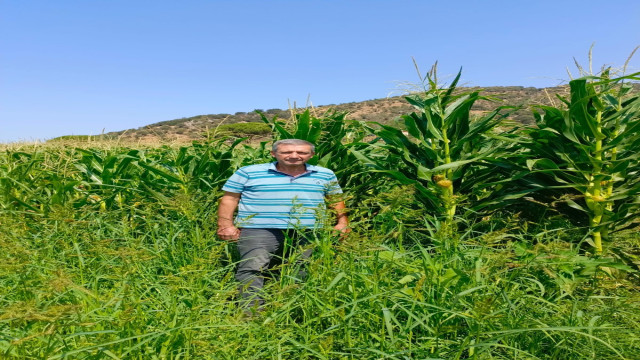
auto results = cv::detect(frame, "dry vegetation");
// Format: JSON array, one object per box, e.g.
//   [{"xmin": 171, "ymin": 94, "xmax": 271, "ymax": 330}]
[{"xmin": 88, "ymin": 86, "xmax": 576, "ymax": 143}]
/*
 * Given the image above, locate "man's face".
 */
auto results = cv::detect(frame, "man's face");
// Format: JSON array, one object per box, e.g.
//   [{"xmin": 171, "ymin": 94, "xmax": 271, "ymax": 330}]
[{"xmin": 271, "ymin": 144, "xmax": 314, "ymax": 167}]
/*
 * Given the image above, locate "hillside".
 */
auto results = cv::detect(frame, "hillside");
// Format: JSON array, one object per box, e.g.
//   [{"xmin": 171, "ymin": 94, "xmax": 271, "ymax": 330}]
[{"xmin": 104, "ymin": 85, "xmax": 572, "ymax": 142}]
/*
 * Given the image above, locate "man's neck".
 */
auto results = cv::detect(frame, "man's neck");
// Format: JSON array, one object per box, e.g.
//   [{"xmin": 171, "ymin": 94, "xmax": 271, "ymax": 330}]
[{"xmin": 275, "ymin": 162, "xmax": 307, "ymax": 176}]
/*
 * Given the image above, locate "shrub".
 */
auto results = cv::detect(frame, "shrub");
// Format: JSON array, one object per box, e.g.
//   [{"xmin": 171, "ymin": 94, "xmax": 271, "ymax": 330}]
[{"xmin": 214, "ymin": 122, "xmax": 271, "ymax": 136}]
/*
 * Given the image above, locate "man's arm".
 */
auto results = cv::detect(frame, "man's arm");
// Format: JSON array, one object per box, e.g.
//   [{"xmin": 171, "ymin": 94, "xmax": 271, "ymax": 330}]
[
  {"xmin": 217, "ymin": 191, "xmax": 241, "ymax": 241},
  {"xmin": 328, "ymin": 196, "xmax": 350, "ymax": 234}
]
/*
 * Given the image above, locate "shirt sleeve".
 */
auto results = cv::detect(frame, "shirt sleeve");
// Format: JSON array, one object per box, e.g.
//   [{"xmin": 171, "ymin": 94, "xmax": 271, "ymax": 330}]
[
  {"xmin": 221, "ymin": 168, "xmax": 249, "ymax": 193},
  {"xmin": 324, "ymin": 171, "xmax": 343, "ymax": 196}
]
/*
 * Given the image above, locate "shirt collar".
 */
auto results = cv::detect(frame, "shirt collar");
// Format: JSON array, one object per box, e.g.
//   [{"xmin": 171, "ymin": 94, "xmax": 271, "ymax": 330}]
[{"xmin": 268, "ymin": 162, "xmax": 317, "ymax": 173}]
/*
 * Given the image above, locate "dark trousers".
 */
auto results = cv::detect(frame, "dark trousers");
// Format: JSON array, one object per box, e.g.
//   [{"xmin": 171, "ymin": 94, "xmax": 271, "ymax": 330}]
[{"xmin": 235, "ymin": 228, "xmax": 313, "ymax": 308}]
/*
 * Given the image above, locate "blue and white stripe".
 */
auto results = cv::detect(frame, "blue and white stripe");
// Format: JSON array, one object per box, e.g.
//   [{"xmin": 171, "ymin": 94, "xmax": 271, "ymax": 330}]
[{"xmin": 222, "ymin": 162, "xmax": 342, "ymax": 229}]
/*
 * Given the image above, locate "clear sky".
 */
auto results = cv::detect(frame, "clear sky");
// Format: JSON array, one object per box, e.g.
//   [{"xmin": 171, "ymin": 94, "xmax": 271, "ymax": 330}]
[{"xmin": 2, "ymin": 0, "xmax": 639, "ymax": 143}]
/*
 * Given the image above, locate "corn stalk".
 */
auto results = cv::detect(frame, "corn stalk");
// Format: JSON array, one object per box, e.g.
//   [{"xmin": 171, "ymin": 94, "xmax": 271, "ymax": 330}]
[
  {"xmin": 355, "ymin": 65, "xmax": 512, "ymax": 239},
  {"xmin": 524, "ymin": 70, "xmax": 640, "ymax": 254}
]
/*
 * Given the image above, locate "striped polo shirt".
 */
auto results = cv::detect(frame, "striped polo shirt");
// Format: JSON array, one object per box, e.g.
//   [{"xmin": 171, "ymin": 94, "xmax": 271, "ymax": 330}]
[{"xmin": 221, "ymin": 162, "xmax": 342, "ymax": 229}]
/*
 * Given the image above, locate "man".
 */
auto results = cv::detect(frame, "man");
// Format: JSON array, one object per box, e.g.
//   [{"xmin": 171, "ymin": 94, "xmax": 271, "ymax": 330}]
[{"xmin": 217, "ymin": 139, "xmax": 349, "ymax": 310}]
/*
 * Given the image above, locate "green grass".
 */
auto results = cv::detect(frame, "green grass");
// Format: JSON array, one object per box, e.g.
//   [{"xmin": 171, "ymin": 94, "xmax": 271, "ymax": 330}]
[
  {"xmin": 1, "ymin": 192, "xmax": 639, "ymax": 358},
  {"xmin": 212, "ymin": 122, "xmax": 272, "ymax": 137}
]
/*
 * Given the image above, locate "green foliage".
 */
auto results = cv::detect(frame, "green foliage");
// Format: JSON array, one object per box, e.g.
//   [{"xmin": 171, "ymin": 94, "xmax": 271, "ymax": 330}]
[
  {"xmin": 0, "ymin": 138, "xmax": 249, "ymax": 216},
  {"xmin": 354, "ymin": 65, "xmax": 516, "ymax": 240},
  {"xmin": 1, "ymin": 201, "xmax": 638, "ymax": 358},
  {"xmin": 213, "ymin": 122, "xmax": 271, "ymax": 136},
  {"xmin": 522, "ymin": 70, "xmax": 640, "ymax": 253}
]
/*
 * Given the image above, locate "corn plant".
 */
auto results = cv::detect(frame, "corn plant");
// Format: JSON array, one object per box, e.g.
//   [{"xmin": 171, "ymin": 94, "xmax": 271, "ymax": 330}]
[
  {"xmin": 523, "ymin": 70, "xmax": 640, "ymax": 254},
  {"xmin": 355, "ymin": 65, "xmax": 513, "ymax": 239},
  {"xmin": 171, "ymin": 137, "xmax": 246, "ymax": 192},
  {"xmin": 0, "ymin": 149, "xmax": 81, "ymax": 214}
]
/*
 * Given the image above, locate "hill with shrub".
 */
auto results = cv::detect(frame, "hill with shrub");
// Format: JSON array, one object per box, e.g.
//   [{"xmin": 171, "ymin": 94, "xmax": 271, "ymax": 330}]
[{"xmin": 95, "ymin": 85, "xmax": 574, "ymax": 142}]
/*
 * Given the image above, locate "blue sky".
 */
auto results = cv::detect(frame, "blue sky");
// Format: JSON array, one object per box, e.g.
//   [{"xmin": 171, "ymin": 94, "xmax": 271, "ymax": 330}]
[{"xmin": 1, "ymin": 0, "xmax": 639, "ymax": 143}]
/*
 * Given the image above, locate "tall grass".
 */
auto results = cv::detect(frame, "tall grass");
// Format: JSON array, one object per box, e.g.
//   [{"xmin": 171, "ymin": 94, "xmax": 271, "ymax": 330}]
[{"xmin": 1, "ymin": 202, "xmax": 639, "ymax": 358}]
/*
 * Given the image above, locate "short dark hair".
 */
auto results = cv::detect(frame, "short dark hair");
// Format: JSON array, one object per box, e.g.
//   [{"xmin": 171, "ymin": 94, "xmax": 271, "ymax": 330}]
[{"xmin": 272, "ymin": 139, "xmax": 315, "ymax": 153}]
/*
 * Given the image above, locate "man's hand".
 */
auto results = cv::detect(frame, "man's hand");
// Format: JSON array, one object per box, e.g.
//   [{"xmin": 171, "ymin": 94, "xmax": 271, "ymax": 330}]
[
  {"xmin": 217, "ymin": 191, "xmax": 241, "ymax": 242},
  {"xmin": 217, "ymin": 226, "xmax": 241, "ymax": 242},
  {"xmin": 333, "ymin": 222, "xmax": 351, "ymax": 241},
  {"xmin": 333, "ymin": 222, "xmax": 350, "ymax": 234}
]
